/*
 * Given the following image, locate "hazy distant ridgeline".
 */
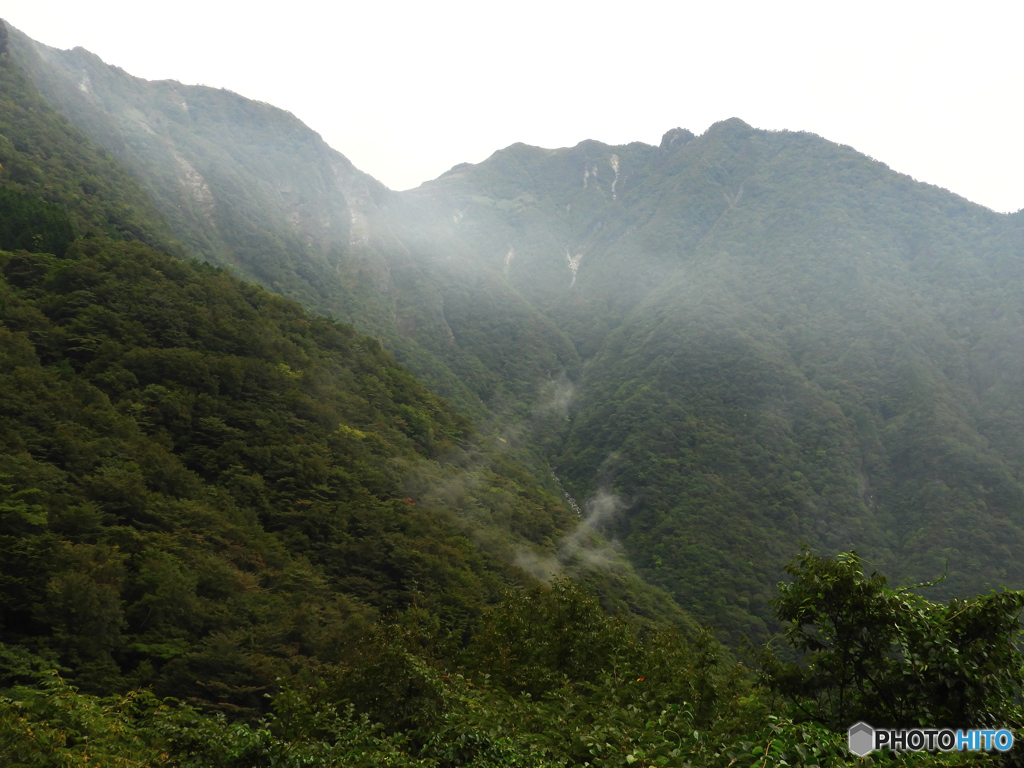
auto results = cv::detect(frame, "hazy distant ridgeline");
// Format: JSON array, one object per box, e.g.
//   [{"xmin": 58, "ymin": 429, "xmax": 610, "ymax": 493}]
[
  {"xmin": 8, "ymin": 20, "xmax": 1024, "ymax": 641},
  {"xmin": 3, "ymin": 24, "xmax": 581, "ymax": 422}
]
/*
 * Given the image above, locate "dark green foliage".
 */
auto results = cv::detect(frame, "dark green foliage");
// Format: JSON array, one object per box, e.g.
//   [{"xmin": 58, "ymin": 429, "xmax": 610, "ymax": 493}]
[
  {"xmin": 465, "ymin": 578, "xmax": 640, "ymax": 698},
  {"xmin": 759, "ymin": 550, "xmax": 1024, "ymax": 731},
  {"xmin": 368, "ymin": 118, "xmax": 1024, "ymax": 648},
  {"xmin": 15, "ymin": 20, "xmax": 1024, "ymax": 650},
  {"xmin": 0, "ymin": 233, "xmax": 584, "ymax": 711},
  {"xmin": 548, "ymin": 124, "xmax": 1024, "ymax": 642},
  {"xmin": 0, "ymin": 188, "xmax": 73, "ymax": 256},
  {"xmin": 2, "ymin": 579, "xmax": 998, "ymax": 767}
]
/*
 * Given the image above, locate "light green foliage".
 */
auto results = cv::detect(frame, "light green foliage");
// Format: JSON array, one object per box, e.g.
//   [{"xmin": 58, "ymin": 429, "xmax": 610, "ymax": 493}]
[
  {"xmin": 0, "ymin": 670, "xmax": 435, "ymax": 767},
  {"xmin": 760, "ymin": 550, "xmax": 1024, "ymax": 730},
  {"xmin": 0, "ymin": 573, "xmax": 1012, "ymax": 767}
]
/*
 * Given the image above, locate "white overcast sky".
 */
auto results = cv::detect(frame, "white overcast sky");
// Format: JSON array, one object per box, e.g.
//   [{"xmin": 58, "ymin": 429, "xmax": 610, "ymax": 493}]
[{"xmin": 4, "ymin": 0, "xmax": 1023, "ymax": 212}]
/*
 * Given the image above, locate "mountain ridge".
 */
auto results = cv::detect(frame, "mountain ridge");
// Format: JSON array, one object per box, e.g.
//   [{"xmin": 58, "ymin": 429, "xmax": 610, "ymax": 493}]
[
  {"xmin": 7, "ymin": 20, "xmax": 1024, "ymax": 643},
  {"xmin": 0, "ymin": 25, "xmax": 699, "ymax": 711},
  {"xmin": 7, "ymin": 20, "xmax": 1024, "ymax": 766}
]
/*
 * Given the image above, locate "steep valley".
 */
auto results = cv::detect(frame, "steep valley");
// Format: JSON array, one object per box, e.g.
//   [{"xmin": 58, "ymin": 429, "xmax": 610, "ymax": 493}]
[
  {"xmin": 3, "ymin": 17, "xmax": 1024, "ymax": 765},
  {"xmin": 8, "ymin": 22, "xmax": 1024, "ymax": 643}
]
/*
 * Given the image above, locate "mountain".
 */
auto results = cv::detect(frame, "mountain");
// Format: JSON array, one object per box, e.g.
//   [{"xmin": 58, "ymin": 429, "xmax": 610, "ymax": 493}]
[
  {"xmin": 3, "ymin": 25, "xmax": 581, "ymax": 423},
  {"xmin": 2, "ymin": 31, "xmax": 776, "ymax": 767},
  {"xmin": 402, "ymin": 120, "xmax": 1024, "ymax": 640},
  {"xmin": 8, "ymin": 21, "xmax": 1024, "ymax": 646},
  {"xmin": 0, "ymin": 22, "xmax": 692, "ymax": 713},
  {"xmin": 6, "ymin": 19, "xmax": 1024, "ymax": 767}
]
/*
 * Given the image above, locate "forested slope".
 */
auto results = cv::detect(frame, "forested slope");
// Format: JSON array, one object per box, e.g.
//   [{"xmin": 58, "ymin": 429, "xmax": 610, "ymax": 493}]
[
  {"xmin": 554, "ymin": 122, "xmax": 1024, "ymax": 640},
  {"xmin": 0, "ymin": 30, "xmax": 693, "ymax": 714},
  {"xmin": 4, "ymin": 23, "xmax": 582, "ymax": 422},
  {"xmin": 8, "ymin": 14, "xmax": 1024, "ymax": 651},
  {"xmin": 393, "ymin": 119, "xmax": 1024, "ymax": 641},
  {"xmin": 7, "ymin": 19, "xmax": 1024, "ymax": 768}
]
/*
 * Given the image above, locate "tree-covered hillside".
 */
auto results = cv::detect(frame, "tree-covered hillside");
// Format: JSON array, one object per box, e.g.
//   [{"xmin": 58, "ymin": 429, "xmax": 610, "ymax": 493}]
[
  {"xmin": 4, "ymin": 23, "xmax": 584, "ymax": 424},
  {"xmin": 18, "ymin": 14, "xmax": 1024, "ymax": 644},
  {"xmin": 555, "ymin": 122, "xmax": 1024, "ymax": 640},
  {"xmin": 0, "ymin": 27, "xmax": 692, "ymax": 707},
  {"xmin": 8, "ymin": 19, "xmax": 1024, "ymax": 767},
  {"xmin": 386, "ymin": 119, "xmax": 1024, "ymax": 641}
]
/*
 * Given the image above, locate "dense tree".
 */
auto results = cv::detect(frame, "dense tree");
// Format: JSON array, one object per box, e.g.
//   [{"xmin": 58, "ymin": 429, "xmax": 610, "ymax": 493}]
[{"xmin": 759, "ymin": 550, "xmax": 1024, "ymax": 731}]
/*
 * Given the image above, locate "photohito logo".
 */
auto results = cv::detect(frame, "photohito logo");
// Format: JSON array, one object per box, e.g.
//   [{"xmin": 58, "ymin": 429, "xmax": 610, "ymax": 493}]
[{"xmin": 847, "ymin": 722, "xmax": 1014, "ymax": 756}]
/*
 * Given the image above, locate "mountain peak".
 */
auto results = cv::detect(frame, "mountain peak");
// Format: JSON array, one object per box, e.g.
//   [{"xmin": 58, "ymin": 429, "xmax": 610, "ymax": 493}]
[
  {"xmin": 660, "ymin": 127, "xmax": 694, "ymax": 151},
  {"xmin": 702, "ymin": 117, "xmax": 754, "ymax": 140}
]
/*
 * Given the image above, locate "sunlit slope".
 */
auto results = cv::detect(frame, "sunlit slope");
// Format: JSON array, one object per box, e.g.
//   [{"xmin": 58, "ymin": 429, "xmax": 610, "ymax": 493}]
[
  {"xmin": 0, "ymin": 24, "xmax": 178, "ymax": 252},
  {"xmin": 5, "ymin": 23, "xmax": 376, "ymax": 287}
]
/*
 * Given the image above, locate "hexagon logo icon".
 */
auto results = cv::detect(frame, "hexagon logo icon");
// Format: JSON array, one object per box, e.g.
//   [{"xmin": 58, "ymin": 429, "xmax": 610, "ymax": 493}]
[{"xmin": 848, "ymin": 722, "xmax": 874, "ymax": 756}]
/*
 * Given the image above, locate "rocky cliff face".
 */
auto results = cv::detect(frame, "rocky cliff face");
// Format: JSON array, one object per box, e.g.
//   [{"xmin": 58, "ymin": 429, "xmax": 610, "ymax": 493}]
[{"xmin": 6, "ymin": 26, "xmax": 387, "ymax": 270}]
